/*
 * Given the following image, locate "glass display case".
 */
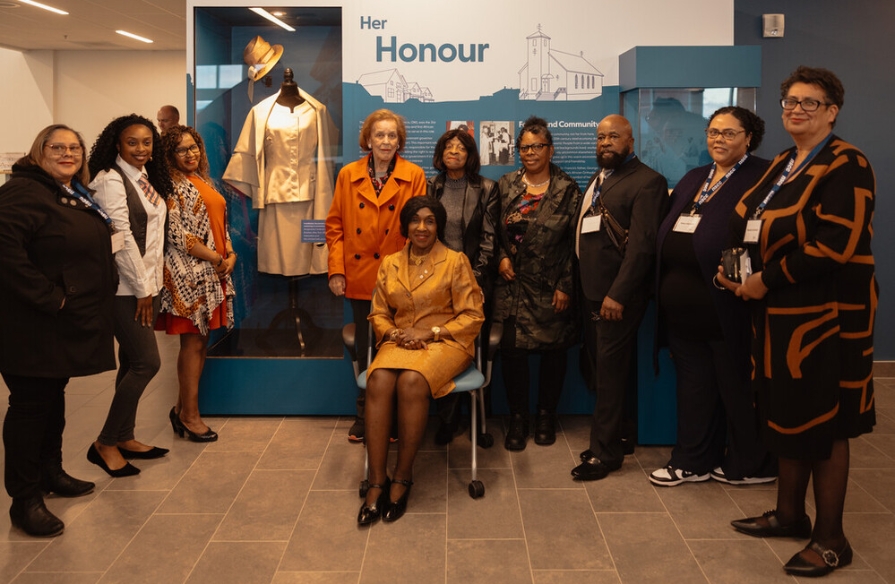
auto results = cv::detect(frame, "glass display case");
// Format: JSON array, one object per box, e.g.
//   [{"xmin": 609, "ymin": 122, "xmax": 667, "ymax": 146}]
[
  {"xmin": 624, "ymin": 87, "xmax": 757, "ymax": 188},
  {"xmin": 190, "ymin": 6, "xmax": 354, "ymax": 414}
]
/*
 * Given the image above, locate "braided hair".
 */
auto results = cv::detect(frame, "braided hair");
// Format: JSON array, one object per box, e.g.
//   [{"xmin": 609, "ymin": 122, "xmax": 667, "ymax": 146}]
[{"xmin": 88, "ymin": 113, "xmax": 173, "ymax": 198}]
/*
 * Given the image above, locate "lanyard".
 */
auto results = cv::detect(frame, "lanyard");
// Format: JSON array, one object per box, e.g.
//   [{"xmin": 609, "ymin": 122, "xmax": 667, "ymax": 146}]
[
  {"xmin": 590, "ymin": 153, "xmax": 635, "ymax": 212},
  {"xmin": 691, "ymin": 153, "xmax": 749, "ymax": 215},
  {"xmin": 752, "ymin": 133, "xmax": 831, "ymax": 219},
  {"xmin": 589, "ymin": 169, "xmax": 613, "ymax": 212},
  {"xmin": 61, "ymin": 182, "xmax": 114, "ymax": 229}
]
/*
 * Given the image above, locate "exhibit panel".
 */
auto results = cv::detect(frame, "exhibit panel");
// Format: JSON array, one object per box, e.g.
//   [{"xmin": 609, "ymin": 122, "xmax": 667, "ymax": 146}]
[{"xmin": 186, "ymin": 3, "xmax": 746, "ymax": 447}]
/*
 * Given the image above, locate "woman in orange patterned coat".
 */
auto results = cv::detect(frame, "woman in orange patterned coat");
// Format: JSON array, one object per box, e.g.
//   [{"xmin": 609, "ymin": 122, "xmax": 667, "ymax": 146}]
[
  {"xmin": 719, "ymin": 67, "xmax": 876, "ymax": 578},
  {"xmin": 356, "ymin": 196, "xmax": 484, "ymax": 525}
]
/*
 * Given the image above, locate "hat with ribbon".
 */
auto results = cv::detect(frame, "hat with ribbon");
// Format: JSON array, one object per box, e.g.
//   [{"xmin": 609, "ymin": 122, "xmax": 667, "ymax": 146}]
[{"xmin": 243, "ymin": 35, "xmax": 284, "ymax": 101}]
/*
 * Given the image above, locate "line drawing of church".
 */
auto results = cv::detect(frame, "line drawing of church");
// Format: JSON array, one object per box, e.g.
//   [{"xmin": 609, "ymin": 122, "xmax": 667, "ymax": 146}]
[
  {"xmin": 357, "ymin": 69, "xmax": 434, "ymax": 103},
  {"xmin": 518, "ymin": 25, "xmax": 603, "ymax": 101}
]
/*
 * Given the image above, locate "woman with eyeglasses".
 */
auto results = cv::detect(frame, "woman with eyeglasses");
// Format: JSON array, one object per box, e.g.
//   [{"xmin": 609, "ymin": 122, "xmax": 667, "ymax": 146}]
[
  {"xmin": 157, "ymin": 125, "xmax": 236, "ymax": 443},
  {"xmin": 649, "ymin": 107, "xmax": 775, "ymax": 488},
  {"xmin": 325, "ymin": 109, "xmax": 426, "ymax": 442},
  {"xmin": 87, "ymin": 115, "xmax": 173, "ymax": 476},
  {"xmin": 493, "ymin": 116, "xmax": 582, "ymax": 451},
  {"xmin": 0, "ymin": 125, "xmax": 117, "ymax": 536},
  {"xmin": 718, "ymin": 67, "xmax": 877, "ymax": 578}
]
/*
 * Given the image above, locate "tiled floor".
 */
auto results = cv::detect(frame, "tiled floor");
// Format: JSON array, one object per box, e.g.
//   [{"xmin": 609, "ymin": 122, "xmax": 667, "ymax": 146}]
[{"xmin": 1, "ymin": 332, "xmax": 893, "ymax": 583}]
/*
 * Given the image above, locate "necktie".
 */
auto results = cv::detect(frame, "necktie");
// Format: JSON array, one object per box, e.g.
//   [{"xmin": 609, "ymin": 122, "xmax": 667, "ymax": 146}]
[{"xmin": 137, "ymin": 174, "xmax": 160, "ymax": 206}]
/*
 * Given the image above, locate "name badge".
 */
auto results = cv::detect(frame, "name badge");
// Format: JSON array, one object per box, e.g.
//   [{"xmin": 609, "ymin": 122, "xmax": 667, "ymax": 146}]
[
  {"xmin": 582, "ymin": 214, "xmax": 602, "ymax": 233},
  {"xmin": 673, "ymin": 214, "xmax": 701, "ymax": 233},
  {"xmin": 111, "ymin": 231, "xmax": 125, "ymax": 254},
  {"xmin": 744, "ymin": 219, "xmax": 762, "ymax": 243}
]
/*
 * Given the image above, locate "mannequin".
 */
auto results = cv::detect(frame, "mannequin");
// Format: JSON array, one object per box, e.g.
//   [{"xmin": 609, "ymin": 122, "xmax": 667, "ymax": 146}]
[{"xmin": 276, "ymin": 68, "xmax": 305, "ymax": 112}]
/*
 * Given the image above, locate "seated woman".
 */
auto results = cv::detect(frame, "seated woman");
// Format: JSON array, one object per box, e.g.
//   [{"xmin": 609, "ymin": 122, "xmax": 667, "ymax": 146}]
[{"xmin": 359, "ymin": 196, "xmax": 485, "ymax": 525}]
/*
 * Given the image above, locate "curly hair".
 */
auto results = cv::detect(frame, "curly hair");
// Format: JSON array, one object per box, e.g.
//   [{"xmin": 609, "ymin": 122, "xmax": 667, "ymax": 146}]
[
  {"xmin": 515, "ymin": 115, "xmax": 553, "ymax": 151},
  {"xmin": 431, "ymin": 129, "xmax": 481, "ymax": 179},
  {"xmin": 780, "ymin": 66, "xmax": 844, "ymax": 127},
  {"xmin": 88, "ymin": 114, "xmax": 173, "ymax": 198},
  {"xmin": 159, "ymin": 125, "xmax": 211, "ymax": 183},
  {"xmin": 709, "ymin": 106, "xmax": 766, "ymax": 152},
  {"xmin": 358, "ymin": 109, "xmax": 406, "ymax": 152}
]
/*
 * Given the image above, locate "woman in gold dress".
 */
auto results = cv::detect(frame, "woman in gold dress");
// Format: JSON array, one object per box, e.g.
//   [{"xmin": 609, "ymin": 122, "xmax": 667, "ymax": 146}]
[{"xmin": 358, "ymin": 196, "xmax": 484, "ymax": 525}]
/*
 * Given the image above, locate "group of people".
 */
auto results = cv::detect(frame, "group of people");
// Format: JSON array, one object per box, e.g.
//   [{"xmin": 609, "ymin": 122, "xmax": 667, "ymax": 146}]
[
  {"xmin": 325, "ymin": 66, "xmax": 877, "ymax": 579},
  {"xmin": 0, "ymin": 65, "xmax": 877, "ymax": 578},
  {"xmin": 0, "ymin": 113, "xmax": 234, "ymax": 537}
]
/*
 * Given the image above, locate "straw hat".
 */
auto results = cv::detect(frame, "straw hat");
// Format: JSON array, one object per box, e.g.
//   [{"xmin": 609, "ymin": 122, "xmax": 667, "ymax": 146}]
[{"xmin": 243, "ymin": 35, "xmax": 284, "ymax": 82}]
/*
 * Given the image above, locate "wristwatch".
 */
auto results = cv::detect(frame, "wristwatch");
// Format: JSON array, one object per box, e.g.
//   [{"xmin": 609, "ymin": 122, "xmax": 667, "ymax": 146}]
[{"xmin": 431, "ymin": 326, "xmax": 441, "ymax": 342}]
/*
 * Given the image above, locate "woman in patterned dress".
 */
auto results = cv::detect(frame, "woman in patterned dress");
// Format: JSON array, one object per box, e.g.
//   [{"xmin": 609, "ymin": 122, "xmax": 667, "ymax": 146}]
[
  {"xmin": 157, "ymin": 126, "xmax": 237, "ymax": 443},
  {"xmin": 719, "ymin": 67, "xmax": 876, "ymax": 578}
]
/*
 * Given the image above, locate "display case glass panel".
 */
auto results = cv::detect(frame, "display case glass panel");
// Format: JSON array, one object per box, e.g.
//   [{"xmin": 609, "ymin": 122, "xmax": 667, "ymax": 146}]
[
  {"xmin": 623, "ymin": 87, "xmax": 757, "ymax": 188},
  {"xmin": 193, "ymin": 6, "xmax": 344, "ymax": 359}
]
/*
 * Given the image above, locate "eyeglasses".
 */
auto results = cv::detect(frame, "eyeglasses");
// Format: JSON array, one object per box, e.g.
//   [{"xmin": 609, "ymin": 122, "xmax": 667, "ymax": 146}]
[
  {"xmin": 780, "ymin": 97, "xmax": 831, "ymax": 112},
  {"xmin": 174, "ymin": 144, "xmax": 201, "ymax": 157},
  {"xmin": 518, "ymin": 143, "xmax": 549, "ymax": 154},
  {"xmin": 705, "ymin": 129, "xmax": 745, "ymax": 141},
  {"xmin": 45, "ymin": 144, "xmax": 83, "ymax": 156}
]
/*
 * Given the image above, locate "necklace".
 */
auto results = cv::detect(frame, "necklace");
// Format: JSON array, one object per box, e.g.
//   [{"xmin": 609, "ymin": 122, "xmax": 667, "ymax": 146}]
[
  {"xmin": 523, "ymin": 174, "xmax": 550, "ymax": 188},
  {"xmin": 409, "ymin": 249, "xmax": 429, "ymax": 266}
]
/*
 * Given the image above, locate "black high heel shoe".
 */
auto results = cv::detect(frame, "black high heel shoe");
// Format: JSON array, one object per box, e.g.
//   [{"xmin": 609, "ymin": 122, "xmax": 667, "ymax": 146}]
[
  {"xmin": 168, "ymin": 407, "xmax": 182, "ymax": 435},
  {"xmin": 87, "ymin": 444, "xmax": 140, "ymax": 477},
  {"xmin": 383, "ymin": 479, "xmax": 413, "ymax": 522},
  {"xmin": 357, "ymin": 479, "xmax": 390, "ymax": 525},
  {"xmin": 176, "ymin": 414, "xmax": 218, "ymax": 443}
]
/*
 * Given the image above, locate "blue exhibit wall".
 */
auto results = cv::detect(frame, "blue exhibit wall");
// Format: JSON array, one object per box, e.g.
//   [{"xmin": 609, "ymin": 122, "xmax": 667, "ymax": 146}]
[{"xmin": 734, "ymin": 0, "xmax": 895, "ymax": 360}]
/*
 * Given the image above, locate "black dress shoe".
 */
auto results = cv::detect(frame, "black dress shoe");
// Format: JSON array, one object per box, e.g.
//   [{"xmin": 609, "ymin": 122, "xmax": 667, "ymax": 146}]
[
  {"xmin": 9, "ymin": 497, "xmax": 64, "ymax": 537},
  {"xmin": 579, "ymin": 449, "xmax": 597, "ymax": 462},
  {"xmin": 533, "ymin": 409, "xmax": 556, "ymax": 445},
  {"xmin": 119, "ymin": 446, "xmax": 170, "ymax": 460},
  {"xmin": 87, "ymin": 444, "xmax": 140, "ymax": 477},
  {"xmin": 383, "ymin": 479, "xmax": 413, "ymax": 523},
  {"xmin": 730, "ymin": 509, "xmax": 812, "ymax": 539},
  {"xmin": 571, "ymin": 456, "xmax": 621, "ymax": 481},
  {"xmin": 41, "ymin": 470, "xmax": 95, "ymax": 497},
  {"xmin": 357, "ymin": 479, "xmax": 390, "ymax": 525},
  {"xmin": 621, "ymin": 437, "xmax": 636, "ymax": 455},
  {"xmin": 784, "ymin": 540, "xmax": 852, "ymax": 577},
  {"xmin": 504, "ymin": 414, "xmax": 528, "ymax": 451}
]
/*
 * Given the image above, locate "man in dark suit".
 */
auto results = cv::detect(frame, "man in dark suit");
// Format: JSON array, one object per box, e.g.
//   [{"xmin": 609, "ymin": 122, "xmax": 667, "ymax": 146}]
[{"xmin": 572, "ymin": 115, "xmax": 668, "ymax": 481}]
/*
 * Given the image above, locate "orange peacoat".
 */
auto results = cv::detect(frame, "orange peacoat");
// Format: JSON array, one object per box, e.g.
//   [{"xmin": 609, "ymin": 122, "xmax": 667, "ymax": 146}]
[{"xmin": 325, "ymin": 154, "xmax": 426, "ymax": 300}]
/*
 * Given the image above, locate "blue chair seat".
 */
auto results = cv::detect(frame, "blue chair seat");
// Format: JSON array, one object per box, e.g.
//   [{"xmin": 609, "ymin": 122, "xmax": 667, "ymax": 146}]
[{"xmin": 357, "ymin": 363, "xmax": 484, "ymax": 393}]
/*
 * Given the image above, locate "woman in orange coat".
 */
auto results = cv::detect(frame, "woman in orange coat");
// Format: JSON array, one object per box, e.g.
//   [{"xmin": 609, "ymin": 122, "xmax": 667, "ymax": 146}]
[{"xmin": 325, "ymin": 109, "xmax": 426, "ymax": 441}]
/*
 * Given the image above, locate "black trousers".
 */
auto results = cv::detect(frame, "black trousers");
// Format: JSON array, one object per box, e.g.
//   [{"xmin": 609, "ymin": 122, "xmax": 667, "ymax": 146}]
[
  {"xmin": 585, "ymin": 296, "xmax": 647, "ymax": 467},
  {"xmin": 2, "ymin": 373, "xmax": 68, "ymax": 499},
  {"xmin": 666, "ymin": 332, "xmax": 776, "ymax": 478},
  {"xmin": 500, "ymin": 318, "xmax": 567, "ymax": 415}
]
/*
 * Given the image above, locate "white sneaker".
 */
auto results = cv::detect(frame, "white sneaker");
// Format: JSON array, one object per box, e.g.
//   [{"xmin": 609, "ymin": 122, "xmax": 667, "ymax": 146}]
[
  {"xmin": 710, "ymin": 466, "xmax": 777, "ymax": 485},
  {"xmin": 649, "ymin": 465, "xmax": 710, "ymax": 487}
]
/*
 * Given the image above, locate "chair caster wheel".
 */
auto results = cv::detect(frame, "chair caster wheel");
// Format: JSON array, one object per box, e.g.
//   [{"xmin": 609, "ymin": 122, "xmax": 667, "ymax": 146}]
[
  {"xmin": 478, "ymin": 433, "xmax": 494, "ymax": 448},
  {"xmin": 468, "ymin": 480, "xmax": 485, "ymax": 499},
  {"xmin": 359, "ymin": 479, "xmax": 369, "ymax": 498}
]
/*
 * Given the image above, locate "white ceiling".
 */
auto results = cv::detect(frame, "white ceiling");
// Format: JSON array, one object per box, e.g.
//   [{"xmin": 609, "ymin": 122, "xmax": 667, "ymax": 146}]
[{"xmin": 0, "ymin": 0, "xmax": 187, "ymax": 52}]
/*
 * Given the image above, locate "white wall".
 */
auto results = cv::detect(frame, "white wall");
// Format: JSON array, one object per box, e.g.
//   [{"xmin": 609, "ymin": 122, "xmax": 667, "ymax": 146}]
[
  {"xmin": 0, "ymin": 47, "xmax": 186, "ymax": 153},
  {"xmin": 0, "ymin": 48, "xmax": 54, "ymax": 153}
]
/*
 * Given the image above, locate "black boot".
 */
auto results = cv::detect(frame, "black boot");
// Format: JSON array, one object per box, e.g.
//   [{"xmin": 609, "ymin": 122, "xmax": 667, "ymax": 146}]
[
  {"xmin": 9, "ymin": 496, "xmax": 64, "ymax": 537},
  {"xmin": 41, "ymin": 468, "xmax": 95, "ymax": 498},
  {"xmin": 504, "ymin": 414, "xmax": 528, "ymax": 451},
  {"xmin": 534, "ymin": 409, "xmax": 556, "ymax": 445}
]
